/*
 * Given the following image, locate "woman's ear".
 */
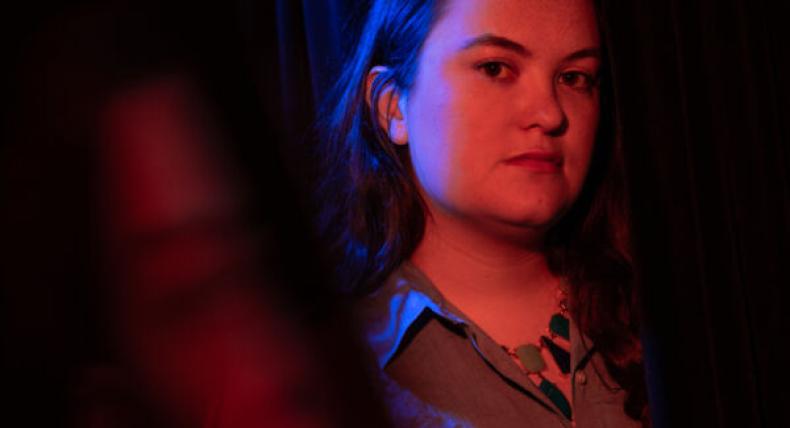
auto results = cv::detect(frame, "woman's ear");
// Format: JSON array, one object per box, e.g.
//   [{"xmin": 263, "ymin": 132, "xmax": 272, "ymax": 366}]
[{"xmin": 366, "ymin": 66, "xmax": 409, "ymax": 145}]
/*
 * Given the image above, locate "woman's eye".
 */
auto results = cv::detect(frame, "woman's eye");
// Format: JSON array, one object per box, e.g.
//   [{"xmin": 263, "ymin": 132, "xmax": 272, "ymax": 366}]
[
  {"xmin": 558, "ymin": 71, "xmax": 597, "ymax": 92},
  {"xmin": 477, "ymin": 61, "xmax": 515, "ymax": 81}
]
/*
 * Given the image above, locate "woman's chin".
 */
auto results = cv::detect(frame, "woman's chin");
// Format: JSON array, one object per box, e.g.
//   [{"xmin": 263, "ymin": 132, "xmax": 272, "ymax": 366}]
[
  {"xmin": 464, "ymin": 212, "xmax": 559, "ymax": 247},
  {"xmin": 493, "ymin": 202, "xmax": 568, "ymax": 230}
]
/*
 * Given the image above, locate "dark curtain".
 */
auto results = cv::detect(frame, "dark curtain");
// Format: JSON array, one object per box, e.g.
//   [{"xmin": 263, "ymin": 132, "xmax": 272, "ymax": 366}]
[
  {"xmin": 603, "ymin": 1, "xmax": 790, "ymax": 427},
  {"xmin": 4, "ymin": 0, "xmax": 789, "ymax": 427}
]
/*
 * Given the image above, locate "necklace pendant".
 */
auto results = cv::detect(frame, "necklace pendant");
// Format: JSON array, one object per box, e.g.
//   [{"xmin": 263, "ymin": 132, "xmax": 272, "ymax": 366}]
[
  {"xmin": 541, "ymin": 335, "xmax": 571, "ymax": 374},
  {"xmin": 515, "ymin": 344, "xmax": 546, "ymax": 373},
  {"xmin": 539, "ymin": 379, "xmax": 573, "ymax": 420},
  {"xmin": 549, "ymin": 313, "xmax": 570, "ymax": 341}
]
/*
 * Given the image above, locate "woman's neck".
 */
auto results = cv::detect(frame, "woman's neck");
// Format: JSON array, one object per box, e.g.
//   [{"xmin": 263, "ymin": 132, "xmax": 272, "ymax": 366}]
[
  {"xmin": 410, "ymin": 211, "xmax": 562, "ymax": 346},
  {"xmin": 412, "ymin": 211, "xmax": 556, "ymax": 297}
]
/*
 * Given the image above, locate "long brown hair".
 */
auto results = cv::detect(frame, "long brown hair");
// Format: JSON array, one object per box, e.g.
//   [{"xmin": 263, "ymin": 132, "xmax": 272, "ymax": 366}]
[{"xmin": 315, "ymin": 0, "xmax": 648, "ymax": 423}]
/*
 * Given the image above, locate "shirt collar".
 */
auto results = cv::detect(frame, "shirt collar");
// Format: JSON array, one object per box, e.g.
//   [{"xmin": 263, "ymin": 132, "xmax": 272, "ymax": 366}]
[
  {"xmin": 355, "ymin": 261, "xmax": 595, "ymax": 371},
  {"xmin": 355, "ymin": 262, "xmax": 466, "ymax": 369}
]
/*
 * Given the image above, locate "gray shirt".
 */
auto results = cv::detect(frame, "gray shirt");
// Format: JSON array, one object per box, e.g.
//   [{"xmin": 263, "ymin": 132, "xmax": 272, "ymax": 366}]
[{"xmin": 354, "ymin": 262, "xmax": 642, "ymax": 428}]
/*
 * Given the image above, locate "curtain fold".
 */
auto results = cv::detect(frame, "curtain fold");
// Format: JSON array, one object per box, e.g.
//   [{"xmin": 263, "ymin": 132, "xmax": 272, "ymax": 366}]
[{"xmin": 603, "ymin": 0, "xmax": 790, "ymax": 426}]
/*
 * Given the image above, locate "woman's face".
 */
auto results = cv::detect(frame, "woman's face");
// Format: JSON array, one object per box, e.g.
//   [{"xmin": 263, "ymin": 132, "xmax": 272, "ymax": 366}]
[{"xmin": 401, "ymin": 0, "xmax": 601, "ymax": 240}]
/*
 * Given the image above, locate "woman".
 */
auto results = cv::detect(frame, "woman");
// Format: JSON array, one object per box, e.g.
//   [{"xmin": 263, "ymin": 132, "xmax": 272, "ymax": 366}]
[{"xmin": 316, "ymin": 0, "xmax": 648, "ymax": 426}]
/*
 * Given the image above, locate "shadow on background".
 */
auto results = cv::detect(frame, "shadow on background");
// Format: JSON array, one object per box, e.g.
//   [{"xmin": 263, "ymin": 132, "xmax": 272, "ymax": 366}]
[{"xmin": 3, "ymin": 1, "xmax": 388, "ymax": 427}]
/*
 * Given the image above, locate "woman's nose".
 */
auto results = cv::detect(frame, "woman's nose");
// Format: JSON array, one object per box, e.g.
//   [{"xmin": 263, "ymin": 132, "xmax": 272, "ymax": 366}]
[{"xmin": 518, "ymin": 78, "xmax": 567, "ymax": 136}]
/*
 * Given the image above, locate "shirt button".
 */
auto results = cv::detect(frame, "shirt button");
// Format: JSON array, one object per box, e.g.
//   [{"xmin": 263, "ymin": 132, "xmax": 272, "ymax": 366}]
[{"xmin": 575, "ymin": 371, "xmax": 587, "ymax": 385}]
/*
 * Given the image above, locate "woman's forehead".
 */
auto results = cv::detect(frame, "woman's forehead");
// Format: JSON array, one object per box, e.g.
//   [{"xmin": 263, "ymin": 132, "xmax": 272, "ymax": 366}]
[{"xmin": 428, "ymin": 0, "xmax": 599, "ymax": 56}]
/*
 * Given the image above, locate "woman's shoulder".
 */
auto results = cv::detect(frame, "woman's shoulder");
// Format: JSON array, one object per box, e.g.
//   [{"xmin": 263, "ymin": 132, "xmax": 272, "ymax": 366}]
[{"xmin": 351, "ymin": 262, "xmax": 467, "ymax": 368}]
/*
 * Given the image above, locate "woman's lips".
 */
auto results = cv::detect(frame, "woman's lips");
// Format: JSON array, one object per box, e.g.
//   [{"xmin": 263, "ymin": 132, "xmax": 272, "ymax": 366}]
[{"xmin": 504, "ymin": 151, "xmax": 563, "ymax": 173}]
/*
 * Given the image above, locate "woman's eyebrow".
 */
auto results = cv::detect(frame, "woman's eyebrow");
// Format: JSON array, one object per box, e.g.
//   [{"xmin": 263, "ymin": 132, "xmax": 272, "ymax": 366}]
[
  {"xmin": 563, "ymin": 47, "xmax": 601, "ymax": 62},
  {"xmin": 460, "ymin": 33, "xmax": 530, "ymax": 56},
  {"xmin": 460, "ymin": 33, "xmax": 600, "ymax": 63}
]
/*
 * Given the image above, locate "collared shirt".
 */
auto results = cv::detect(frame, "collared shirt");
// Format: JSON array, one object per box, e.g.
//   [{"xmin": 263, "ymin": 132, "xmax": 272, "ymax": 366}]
[{"xmin": 354, "ymin": 262, "xmax": 642, "ymax": 428}]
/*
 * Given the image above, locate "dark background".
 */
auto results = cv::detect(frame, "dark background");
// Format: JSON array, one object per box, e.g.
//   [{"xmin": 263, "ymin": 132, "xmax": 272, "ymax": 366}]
[{"xmin": 3, "ymin": 0, "xmax": 789, "ymax": 426}]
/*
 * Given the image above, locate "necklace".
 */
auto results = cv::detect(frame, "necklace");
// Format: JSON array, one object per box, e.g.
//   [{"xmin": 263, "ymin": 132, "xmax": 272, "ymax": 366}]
[{"xmin": 501, "ymin": 286, "xmax": 572, "ymax": 420}]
